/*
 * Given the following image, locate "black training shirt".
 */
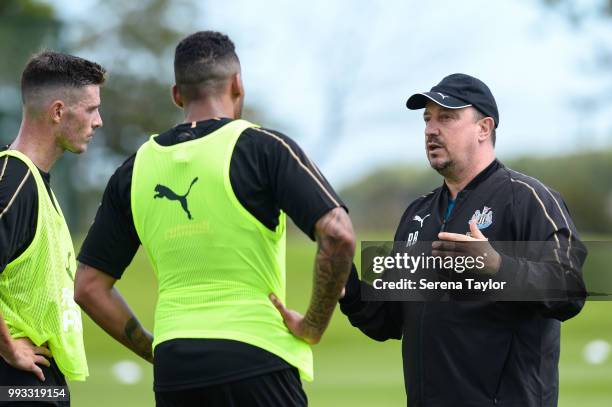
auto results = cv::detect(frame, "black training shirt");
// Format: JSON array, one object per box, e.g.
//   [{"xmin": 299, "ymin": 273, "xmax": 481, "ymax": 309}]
[
  {"xmin": 78, "ymin": 118, "xmax": 345, "ymax": 391},
  {"xmin": 79, "ymin": 118, "xmax": 343, "ymax": 278},
  {"xmin": 0, "ymin": 146, "xmax": 65, "ymax": 387},
  {"xmin": 0, "ymin": 146, "xmax": 56, "ymax": 273}
]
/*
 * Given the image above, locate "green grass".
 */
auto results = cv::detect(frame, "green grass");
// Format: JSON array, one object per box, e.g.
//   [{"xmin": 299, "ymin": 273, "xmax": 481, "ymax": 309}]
[{"xmin": 69, "ymin": 232, "xmax": 612, "ymax": 406}]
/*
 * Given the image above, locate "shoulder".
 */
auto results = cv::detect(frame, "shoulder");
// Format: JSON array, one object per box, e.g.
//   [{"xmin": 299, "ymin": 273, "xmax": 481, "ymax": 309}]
[
  {"xmin": 104, "ymin": 153, "xmax": 136, "ymax": 199},
  {"xmin": 503, "ymin": 166, "xmax": 564, "ymax": 206},
  {"xmin": 398, "ymin": 188, "xmax": 439, "ymax": 224},
  {"xmin": 1, "ymin": 154, "xmax": 30, "ymax": 179},
  {"xmin": 239, "ymin": 126, "xmax": 301, "ymax": 152},
  {"xmin": 406, "ymin": 188, "xmax": 438, "ymax": 212},
  {"xmin": 0, "ymin": 155, "xmax": 37, "ymax": 207},
  {"xmin": 503, "ymin": 166, "xmax": 573, "ymax": 228},
  {"xmin": 117, "ymin": 153, "xmax": 136, "ymax": 174},
  {"xmin": 112, "ymin": 153, "xmax": 136, "ymax": 181},
  {"xmin": 236, "ymin": 125, "xmax": 316, "ymax": 174}
]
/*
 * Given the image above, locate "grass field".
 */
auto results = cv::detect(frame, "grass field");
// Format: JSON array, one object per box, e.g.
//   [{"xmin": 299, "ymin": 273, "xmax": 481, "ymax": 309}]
[{"xmin": 69, "ymin": 232, "xmax": 612, "ymax": 406}]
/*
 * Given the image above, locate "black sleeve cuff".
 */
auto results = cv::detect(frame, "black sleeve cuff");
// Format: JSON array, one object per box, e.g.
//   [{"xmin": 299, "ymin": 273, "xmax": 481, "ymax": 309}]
[
  {"xmin": 339, "ymin": 263, "xmax": 361, "ymax": 306},
  {"xmin": 76, "ymin": 253, "xmax": 125, "ymax": 280}
]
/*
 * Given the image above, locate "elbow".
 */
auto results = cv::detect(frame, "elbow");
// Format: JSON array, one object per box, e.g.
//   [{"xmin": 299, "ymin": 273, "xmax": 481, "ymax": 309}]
[
  {"xmin": 73, "ymin": 280, "xmax": 90, "ymax": 308},
  {"xmin": 322, "ymin": 228, "xmax": 355, "ymax": 279},
  {"xmin": 316, "ymin": 207, "xmax": 356, "ymax": 260},
  {"xmin": 313, "ymin": 207, "xmax": 357, "ymax": 284},
  {"xmin": 335, "ymin": 228, "xmax": 356, "ymax": 260},
  {"xmin": 73, "ymin": 265, "xmax": 99, "ymax": 308}
]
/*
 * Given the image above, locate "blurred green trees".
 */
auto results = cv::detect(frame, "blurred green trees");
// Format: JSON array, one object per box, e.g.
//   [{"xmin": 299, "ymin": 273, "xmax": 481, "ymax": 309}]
[
  {"xmin": 1, "ymin": 1, "xmax": 611, "ymax": 236},
  {"xmin": 342, "ymin": 151, "xmax": 612, "ymax": 235},
  {"xmin": 0, "ymin": 0, "xmax": 59, "ymax": 139},
  {"xmin": 0, "ymin": 0, "xmax": 269, "ymax": 231}
]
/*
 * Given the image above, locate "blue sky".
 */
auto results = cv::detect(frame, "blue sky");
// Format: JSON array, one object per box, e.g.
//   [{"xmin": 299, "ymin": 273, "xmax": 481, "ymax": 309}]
[{"xmin": 54, "ymin": 0, "xmax": 612, "ymax": 186}]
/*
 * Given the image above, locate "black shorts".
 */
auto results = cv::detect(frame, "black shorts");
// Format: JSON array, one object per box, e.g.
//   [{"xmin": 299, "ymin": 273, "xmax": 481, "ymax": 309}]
[
  {"xmin": 155, "ymin": 367, "xmax": 308, "ymax": 407},
  {"xmin": 0, "ymin": 357, "xmax": 69, "ymax": 407}
]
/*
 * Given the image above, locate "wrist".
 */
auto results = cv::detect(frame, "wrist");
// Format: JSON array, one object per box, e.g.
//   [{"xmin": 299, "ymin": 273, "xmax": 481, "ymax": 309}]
[
  {"xmin": 0, "ymin": 338, "xmax": 16, "ymax": 361},
  {"xmin": 302, "ymin": 313, "xmax": 325, "ymax": 344},
  {"xmin": 339, "ymin": 264, "xmax": 360, "ymax": 304}
]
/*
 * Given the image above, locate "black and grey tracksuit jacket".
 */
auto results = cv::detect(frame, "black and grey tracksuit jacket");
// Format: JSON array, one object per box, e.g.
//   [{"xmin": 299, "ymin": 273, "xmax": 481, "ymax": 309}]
[{"xmin": 340, "ymin": 159, "xmax": 587, "ymax": 407}]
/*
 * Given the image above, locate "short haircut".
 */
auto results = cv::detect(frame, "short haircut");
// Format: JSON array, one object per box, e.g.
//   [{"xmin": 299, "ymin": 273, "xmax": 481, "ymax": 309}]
[
  {"xmin": 473, "ymin": 109, "xmax": 496, "ymax": 147},
  {"xmin": 174, "ymin": 31, "xmax": 240, "ymax": 101},
  {"xmin": 21, "ymin": 51, "xmax": 106, "ymax": 105}
]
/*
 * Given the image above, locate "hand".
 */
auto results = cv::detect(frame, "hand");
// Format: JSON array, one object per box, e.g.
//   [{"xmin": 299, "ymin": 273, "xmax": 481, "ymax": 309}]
[
  {"xmin": 269, "ymin": 294, "xmax": 323, "ymax": 345},
  {"xmin": 1, "ymin": 338, "xmax": 52, "ymax": 381},
  {"xmin": 433, "ymin": 220, "xmax": 501, "ymax": 275}
]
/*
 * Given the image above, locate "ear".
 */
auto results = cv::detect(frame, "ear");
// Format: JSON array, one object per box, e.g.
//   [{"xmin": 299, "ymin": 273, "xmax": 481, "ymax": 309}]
[
  {"xmin": 171, "ymin": 85, "xmax": 183, "ymax": 108},
  {"xmin": 230, "ymin": 73, "xmax": 244, "ymax": 99},
  {"xmin": 478, "ymin": 117, "xmax": 494, "ymax": 143},
  {"xmin": 49, "ymin": 100, "xmax": 65, "ymax": 124}
]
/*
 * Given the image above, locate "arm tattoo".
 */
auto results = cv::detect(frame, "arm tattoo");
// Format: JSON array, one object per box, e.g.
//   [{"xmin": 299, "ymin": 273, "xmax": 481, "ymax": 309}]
[
  {"xmin": 124, "ymin": 317, "xmax": 153, "ymax": 363},
  {"xmin": 305, "ymin": 208, "xmax": 355, "ymax": 335}
]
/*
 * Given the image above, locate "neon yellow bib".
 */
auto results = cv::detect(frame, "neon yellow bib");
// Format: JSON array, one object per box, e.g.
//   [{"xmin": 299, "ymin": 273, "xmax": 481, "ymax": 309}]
[
  {"xmin": 0, "ymin": 150, "xmax": 88, "ymax": 381},
  {"xmin": 131, "ymin": 119, "xmax": 313, "ymax": 381}
]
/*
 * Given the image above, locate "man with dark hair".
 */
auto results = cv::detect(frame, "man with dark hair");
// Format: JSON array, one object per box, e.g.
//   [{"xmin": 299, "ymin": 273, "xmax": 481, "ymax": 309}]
[
  {"xmin": 340, "ymin": 74, "xmax": 586, "ymax": 406},
  {"xmin": 75, "ymin": 30, "xmax": 354, "ymax": 406},
  {"xmin": 174, "ymin": 31, "xmax": 241, "ymax": 102},
  {"xmin": 0, "ymin": 51, "xmax": 105, "ymax": 405}
]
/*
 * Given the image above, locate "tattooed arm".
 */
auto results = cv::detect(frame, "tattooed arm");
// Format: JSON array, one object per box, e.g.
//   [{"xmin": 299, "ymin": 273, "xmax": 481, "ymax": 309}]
[
  {"xmin": 270, "ymin": 207, "xmax": 355, "ymax": 344},
  {"xmin": 74, "ymin": 264, "xmax": 153, "ymax": 363}
]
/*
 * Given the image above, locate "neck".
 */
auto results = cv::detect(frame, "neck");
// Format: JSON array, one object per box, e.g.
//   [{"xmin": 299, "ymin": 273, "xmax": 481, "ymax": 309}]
[
  {"xmin": 10, "ymin": 117, "xmax": 61, "ymax": 173},
  {"xmin": 444, "ymin": 156, "xmax": 495, "ymax": 199},
  {"xmin": 183, "ymin": 97, "xmax": 236, "ymax": 123}
]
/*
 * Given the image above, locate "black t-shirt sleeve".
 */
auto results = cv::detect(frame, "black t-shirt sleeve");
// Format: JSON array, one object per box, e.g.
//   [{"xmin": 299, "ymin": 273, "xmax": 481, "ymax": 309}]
[
  {"xmin": 77, "ymin": 155, "xmax": 141, "ymax": 279},
  {"xmin": 78, "ymin": 120, "xmax": 346, "ymax": 277},
  {"xmin": 230, "ymin": 127, "xmax": 345, "ymax": 240},
  {"xmin": 0, "ymin": 156, "xmax": 38, "ymax": 273}
]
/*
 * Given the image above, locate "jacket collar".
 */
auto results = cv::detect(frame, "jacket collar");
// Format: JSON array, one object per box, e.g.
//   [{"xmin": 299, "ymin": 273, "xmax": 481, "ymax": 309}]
[{"xmin": 441, "ymin": 159, "xmax": 501, "ymax": 197}]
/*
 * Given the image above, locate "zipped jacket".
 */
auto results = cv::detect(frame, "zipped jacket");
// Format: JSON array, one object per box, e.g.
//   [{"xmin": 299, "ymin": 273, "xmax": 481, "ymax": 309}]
[{"xmin": 340, "ymin": 159, "xmax": 587, "ymax": 407}]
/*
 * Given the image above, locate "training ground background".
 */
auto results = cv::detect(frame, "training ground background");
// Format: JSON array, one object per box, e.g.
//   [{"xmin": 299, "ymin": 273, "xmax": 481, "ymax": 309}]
[
  {"xmin": 69, "ymin": 231, "xmax": 612, "ymax": 407},
  {"xmin": 2, "ymin": 1, "xmax": 612, "ymax": 405}
]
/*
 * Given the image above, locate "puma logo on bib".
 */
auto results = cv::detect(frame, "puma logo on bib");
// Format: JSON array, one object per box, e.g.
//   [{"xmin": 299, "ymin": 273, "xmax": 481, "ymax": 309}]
[{"xmin": 154, "ymin": 177, "xmax": 199, "ymax": 220}]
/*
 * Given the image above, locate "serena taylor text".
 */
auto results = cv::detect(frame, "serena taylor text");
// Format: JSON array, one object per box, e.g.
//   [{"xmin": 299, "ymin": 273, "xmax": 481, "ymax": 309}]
[{"xmin": 372, "ymin": 278, "xmax": 507, "ymax": 292}]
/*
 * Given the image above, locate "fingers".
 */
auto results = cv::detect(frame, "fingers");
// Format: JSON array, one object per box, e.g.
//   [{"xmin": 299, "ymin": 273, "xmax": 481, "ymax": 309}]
[
  {"xmin": 34, "ymin": 346, "xmax": 52, "ymax": 358},
  {"xmin": 30, "ymin": 363, "xmax": 46, "ymax": 382},
  {"xmin": 432, "ymin": 241, "xmax": 456, "ymax": 251},
  {"xmin": 469, "ymin": 220, "xmax": 487, "ymax": 240},
  {"xmin": 21, "ymin": 337, "xmax": 35, "ymax": 345},
  {"xmin": 34, "ymin": 355, "xmax": 50, "ymax": 368},
  {"xmin": 432, "ymin": 241, "xmax": 465, "ymax": 256},
  {"xmin": 432, "ymin": 240, "xmax": 456, "ymax": 258},
  {"xmin": 269, "ymin": 294, "xmax": 288, "ymax": 318},
  {"xmin": 432, "ymin": 239, "xmax": 482, "ymax": 258},
  {"xmin": 438, "ymin": 232, "xmax": 474, "ymax": 242}
]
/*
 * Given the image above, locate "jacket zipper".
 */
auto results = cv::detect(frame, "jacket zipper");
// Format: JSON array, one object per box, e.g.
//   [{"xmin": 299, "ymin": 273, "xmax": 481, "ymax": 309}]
[{"xmin": 418, "ymin": 192, "xmax": 464, "ymax": 405}]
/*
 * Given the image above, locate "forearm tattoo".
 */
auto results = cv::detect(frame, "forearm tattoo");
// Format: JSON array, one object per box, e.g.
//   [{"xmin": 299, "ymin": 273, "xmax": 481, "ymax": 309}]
[
  {"xmin": 124, "ymin": 317, "xmax": 153, "ymax": 363},
  {"xmin": 305, "ymin": 208, "xmax": 354, "ymax": 334}
]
